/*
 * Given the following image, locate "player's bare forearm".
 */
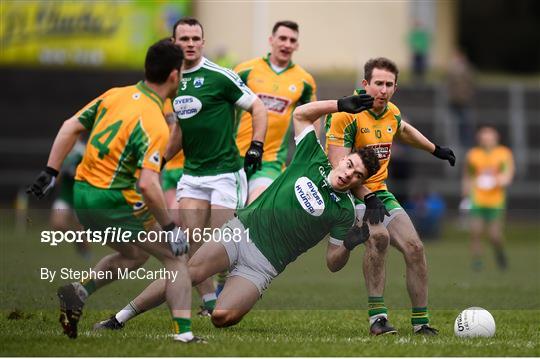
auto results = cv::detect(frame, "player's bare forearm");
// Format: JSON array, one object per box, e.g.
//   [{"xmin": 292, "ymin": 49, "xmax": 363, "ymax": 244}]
[
  {"xmin": 164, "ymin": 122, "xmax": 182, "ymax": 161},
  {"xmin": 138, "ymin": 169, "xmax": 174, "ymax": 228},
  {"xmin": 294, "ymin": 100, "xmax": 338, "ymax": 136},
  {"xmin": 326, "ymin": 242, "xmax": 350, "ymax": 272},
  {"xmin": 249, "ymin": 97, "xmax": 268, "ymax": 143},
  {"xmin": 47, "ymin": 117, "xmax": 86, "ymax": 171},
  {"xmin": 397, "ymin": 120, "xmax": 436, "ymax": 153}
]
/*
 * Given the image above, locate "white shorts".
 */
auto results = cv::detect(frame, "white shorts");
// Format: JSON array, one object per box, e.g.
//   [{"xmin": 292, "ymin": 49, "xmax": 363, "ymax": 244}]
[
  {"xmin": 176, "ymin": 170, "xmax": 248, "ymax": 209},
  {"xmin": 354, "ymin": 203, "xmax": 404, "ymax": 228},
  {"xmin": 218, "ymin": 217, "xmax": 278, "ymax": 295},
  {"xmin": 52, "ymin": 199, "xmax": 72, "ymax": 211}
]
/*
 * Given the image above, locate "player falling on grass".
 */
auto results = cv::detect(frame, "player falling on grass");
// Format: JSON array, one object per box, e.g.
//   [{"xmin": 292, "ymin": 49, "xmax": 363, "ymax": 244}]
[
  {"xmin": 224, "ymin": 20, "xmax": 317, "ymax": 295},
  {"xmin": 27, "ymin": 39, "xmax": 201, "ymax": 343},
  {"xmin": 95, "ymin": 93, "xmax": 380, "ymax": 330},
  {"xmin": 462, "ymin": 125, "xmax": 514, "ymax": 271},
  {"xmin": 162, "ymin": 17, "xmax": 267, "ymax": 315},
  {"xmin": 326, "ymin": 57, "xmax": 455, "ymax": 335}
]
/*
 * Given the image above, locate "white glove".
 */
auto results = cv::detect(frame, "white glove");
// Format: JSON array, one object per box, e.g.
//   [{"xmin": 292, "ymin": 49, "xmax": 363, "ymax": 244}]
[{"xmin": 165, "ymin": 226, "xmax": 189, "ymax": 256}]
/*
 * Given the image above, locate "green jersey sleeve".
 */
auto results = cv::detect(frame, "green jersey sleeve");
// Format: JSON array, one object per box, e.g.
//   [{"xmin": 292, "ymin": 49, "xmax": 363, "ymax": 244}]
[
  {"xmin": 329, "ymin": 207, "xmax": 356, "ymax": 242},
  {"xmin": 291, "ymin": 126, "xmax": 326, "ymax": 164},
  {"xmin": 219, "ymin": 67, "xmax": 257, "ymax": 110}
]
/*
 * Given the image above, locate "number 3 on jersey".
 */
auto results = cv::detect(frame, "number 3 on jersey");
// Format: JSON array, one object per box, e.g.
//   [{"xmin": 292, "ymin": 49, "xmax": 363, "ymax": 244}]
[{"xmin": 90, "ymin": 120, "xmax": 122, "ymax": 159}]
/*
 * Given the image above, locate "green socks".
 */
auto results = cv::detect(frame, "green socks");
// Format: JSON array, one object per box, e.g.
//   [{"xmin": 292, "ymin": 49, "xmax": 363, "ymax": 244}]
[
  {"xmin": 172, "ymin": 317, "xmax": 192, "ymax": 334},
  {"xmin": 368, "ymin": 296, "xmax": 388, "ymax": 318},
  {"xmin": 411, "ymin": 307, "xmax": 429, "ymax": 326}
]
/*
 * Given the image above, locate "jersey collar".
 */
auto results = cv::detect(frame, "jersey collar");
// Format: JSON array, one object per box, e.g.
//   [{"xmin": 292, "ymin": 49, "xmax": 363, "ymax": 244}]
[
  {"xmin": 263, "ymin": 53, "xmax": 295, "ymax": 75},
  {"xmin": 182, "ymin": 57, "xmax": 206, "ymax": 74},
  {"xmin": 136, "ymin": 81, "xmax": 164, "ymax": 109},
  {"xmin": 367, "ymin": 105, "xmax": 389, "ymax": 120}
]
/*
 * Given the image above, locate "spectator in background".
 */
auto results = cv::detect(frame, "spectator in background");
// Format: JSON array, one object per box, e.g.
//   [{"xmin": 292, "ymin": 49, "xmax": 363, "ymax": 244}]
[
  {"xmin": 448, "ymin": 49, "xmax": 475, "ymax": 148},
  {"xmin": 408, "ymin": 20, "xmax": 430, "ymax": 83},
  {"xmin": 405, "ymin": 183, "xmax": 446, "ymax": 241},
  {"xmin": 462, "ymin": 125, "xmax": 514, "ymax": 271}
]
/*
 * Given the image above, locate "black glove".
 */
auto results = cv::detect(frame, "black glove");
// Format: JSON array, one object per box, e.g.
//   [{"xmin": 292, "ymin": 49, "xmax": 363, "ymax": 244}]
[
  {"xmin": 244, "ymin": 140, "xmax": 264, "ymax": 174},
  {"xmin": 26, "ymin": 166, "xmax": 59, "ymax": 199},
  {"xmin": 432, "ymin": 144, "xmax": 456, "ymax": 166},
  {"xmin": 344, "ymin": 222, "xmax": 370, "ymax": 251},
  {"xmin": 337, "ymin": 93, "xmax": 374, "ymax": 114},
  {"xmin": 363, "ymin": 192, "xmax": 390, "ymax": 225}
]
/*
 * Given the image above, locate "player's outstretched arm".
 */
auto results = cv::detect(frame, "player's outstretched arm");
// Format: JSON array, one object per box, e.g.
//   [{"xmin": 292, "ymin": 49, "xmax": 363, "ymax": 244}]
[
  {"xmin": 27, "ymin": 117, "xmax": 86, "ymax": 199},
  {"xmin": 397, "ymin": 120, "xmax": 456, "ymax": 166},
  {"xmin": 293, "ymin": 94, "xmax": 373, "ymax": 137},
  {"xmin": 244, "ymin": 97, "xmax": 267, "ymax": 174}
]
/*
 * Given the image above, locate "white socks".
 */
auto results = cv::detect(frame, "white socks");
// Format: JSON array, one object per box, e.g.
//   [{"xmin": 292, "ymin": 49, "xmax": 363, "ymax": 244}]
[{"xmin": 115, "ymin": 301, "xmax": 140, "ymax": 324}]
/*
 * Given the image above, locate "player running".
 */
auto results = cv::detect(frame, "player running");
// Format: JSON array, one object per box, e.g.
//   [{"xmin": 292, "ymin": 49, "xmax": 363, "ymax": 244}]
[
  {"xmin": 94, "ymin": 93, "xmax": 380, "ymax": 330},
  {"xmin": 326, "ymin": 57, "xmax": 455, "ymax": 336},
  {"xmin": 27, "ymin": 39, "xmax": 200, "ymax": 343},
  {"xmin": 163, "ymin": 17, "xmax": 268, "ymax": 315},
  {"xmin": 235, "ymin": 20, "xmax": 317, "ymax": 203},
  {"xmin": 462, "ymin": 125, "xmax": 514, "ymax": 271}
]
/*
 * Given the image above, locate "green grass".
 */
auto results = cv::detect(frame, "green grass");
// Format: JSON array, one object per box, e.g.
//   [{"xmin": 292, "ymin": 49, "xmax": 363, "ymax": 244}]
[{"xmin": 1, "ymin": 214, "xmax": 539, "ymax": 356}]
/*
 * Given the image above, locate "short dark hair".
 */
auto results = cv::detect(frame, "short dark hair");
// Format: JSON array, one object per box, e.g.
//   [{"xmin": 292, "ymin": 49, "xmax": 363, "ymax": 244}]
[
  {"xmin": 364, "ymin": 57, "xmax": 399, "ymax": 84},
  {"xmin": 145, "ymin": 39, "xmax": 184, "ymax": 84},
  {"xmin": 352, "ymin": 147, "xmax": 380, "ymax": 179},
  {"xmin": 172, "ymin": 17, "xmax": 204, "ymax": 38},
  {"xmin": 272, "ymin": 20, "xmax": 299, "ymax": 34}
]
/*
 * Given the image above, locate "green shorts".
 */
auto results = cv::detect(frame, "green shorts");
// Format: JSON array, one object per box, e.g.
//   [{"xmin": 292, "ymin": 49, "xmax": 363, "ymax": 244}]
[
  {"xmin": 470, "ymin": 204, "xmax": 504, "ymax": 222},
  {"xmin": 73, "ymin": 181, "xmax": 155, "ymax": 232},
  {"xmin": 53, "ymin": 175, "xmax": 75, "ymax": 209},
  {"xmin": 354, "ymin": 189, "xmax": 403, "ymax": 212},
  {"xmin": 58, "ymin": 176, "xmax": 75, "ymax": 206},
  {"xmin": 247, "ymin": 160, "xmax": 283, "ymax": 188},
  {"xmin": 161, "ymin": 168, "xmax": 183, "ymax": 192}
]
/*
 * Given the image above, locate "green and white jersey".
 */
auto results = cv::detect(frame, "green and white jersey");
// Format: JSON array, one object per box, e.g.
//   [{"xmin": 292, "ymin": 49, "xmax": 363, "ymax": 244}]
[
  {"xmin": 173, "ymin": 57, "xmax": 257, "ymax": 176},
  {"xmin": 237, "ymin": 126, "xmax": 356, "ymax": 273}
]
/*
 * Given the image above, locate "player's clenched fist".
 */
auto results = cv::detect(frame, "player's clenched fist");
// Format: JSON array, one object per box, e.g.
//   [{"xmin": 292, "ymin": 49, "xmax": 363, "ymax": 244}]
[{"xmin": 244, "ymin": 140, "xmax": 264, "ymax": 175}]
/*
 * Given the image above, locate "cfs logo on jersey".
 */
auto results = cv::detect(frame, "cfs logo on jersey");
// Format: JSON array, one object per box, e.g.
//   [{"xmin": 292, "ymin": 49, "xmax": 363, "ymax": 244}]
[
  {"xmin": 258, "ymin": 93, "xmax": 291, "ymax": 114},
  {"xmin": 294, "ymin": 177, "xmax": 325, "ymax": 216},
  {"xmin": 367, "ymin": 143, "xmax": 392, "ymax": 161},
  {"xmin": 173, "ymin": 96, "xmax": 202, "ymax": 119}
]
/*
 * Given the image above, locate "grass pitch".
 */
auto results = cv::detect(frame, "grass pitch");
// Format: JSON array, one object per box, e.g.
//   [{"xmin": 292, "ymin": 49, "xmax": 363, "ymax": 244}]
[{"xmin": 1, "ymin": 213, "xmax": 539, "ymax": 356}]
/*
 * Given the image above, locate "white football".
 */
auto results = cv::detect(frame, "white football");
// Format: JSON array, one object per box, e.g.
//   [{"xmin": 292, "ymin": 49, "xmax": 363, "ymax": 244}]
[{"xmin": 454, "ymin": 307, "xmax": 496, "ymax": 338}]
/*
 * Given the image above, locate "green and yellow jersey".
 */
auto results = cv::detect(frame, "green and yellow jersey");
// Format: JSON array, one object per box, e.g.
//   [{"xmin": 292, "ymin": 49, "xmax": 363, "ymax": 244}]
[
  {"xmin": 75, "ymin": 81, "xmax": 169, "ymax": 189},
  {"xmin": 235, "ymin": 54, "xmax": 316, "ymax": 165},
  {"xmin": 326, "ymin": 96, "xmax": 402, "ymax": 192},
  {"xmin": 466, "ymin": 145, "xmax": 514, "ymax": 208}
]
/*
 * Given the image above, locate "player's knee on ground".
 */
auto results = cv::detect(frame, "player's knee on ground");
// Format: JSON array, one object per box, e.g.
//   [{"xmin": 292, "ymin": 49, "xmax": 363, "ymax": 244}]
[{"xmin": 211, "ymin": 309, "xmax": 243, "ymax": 328}]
